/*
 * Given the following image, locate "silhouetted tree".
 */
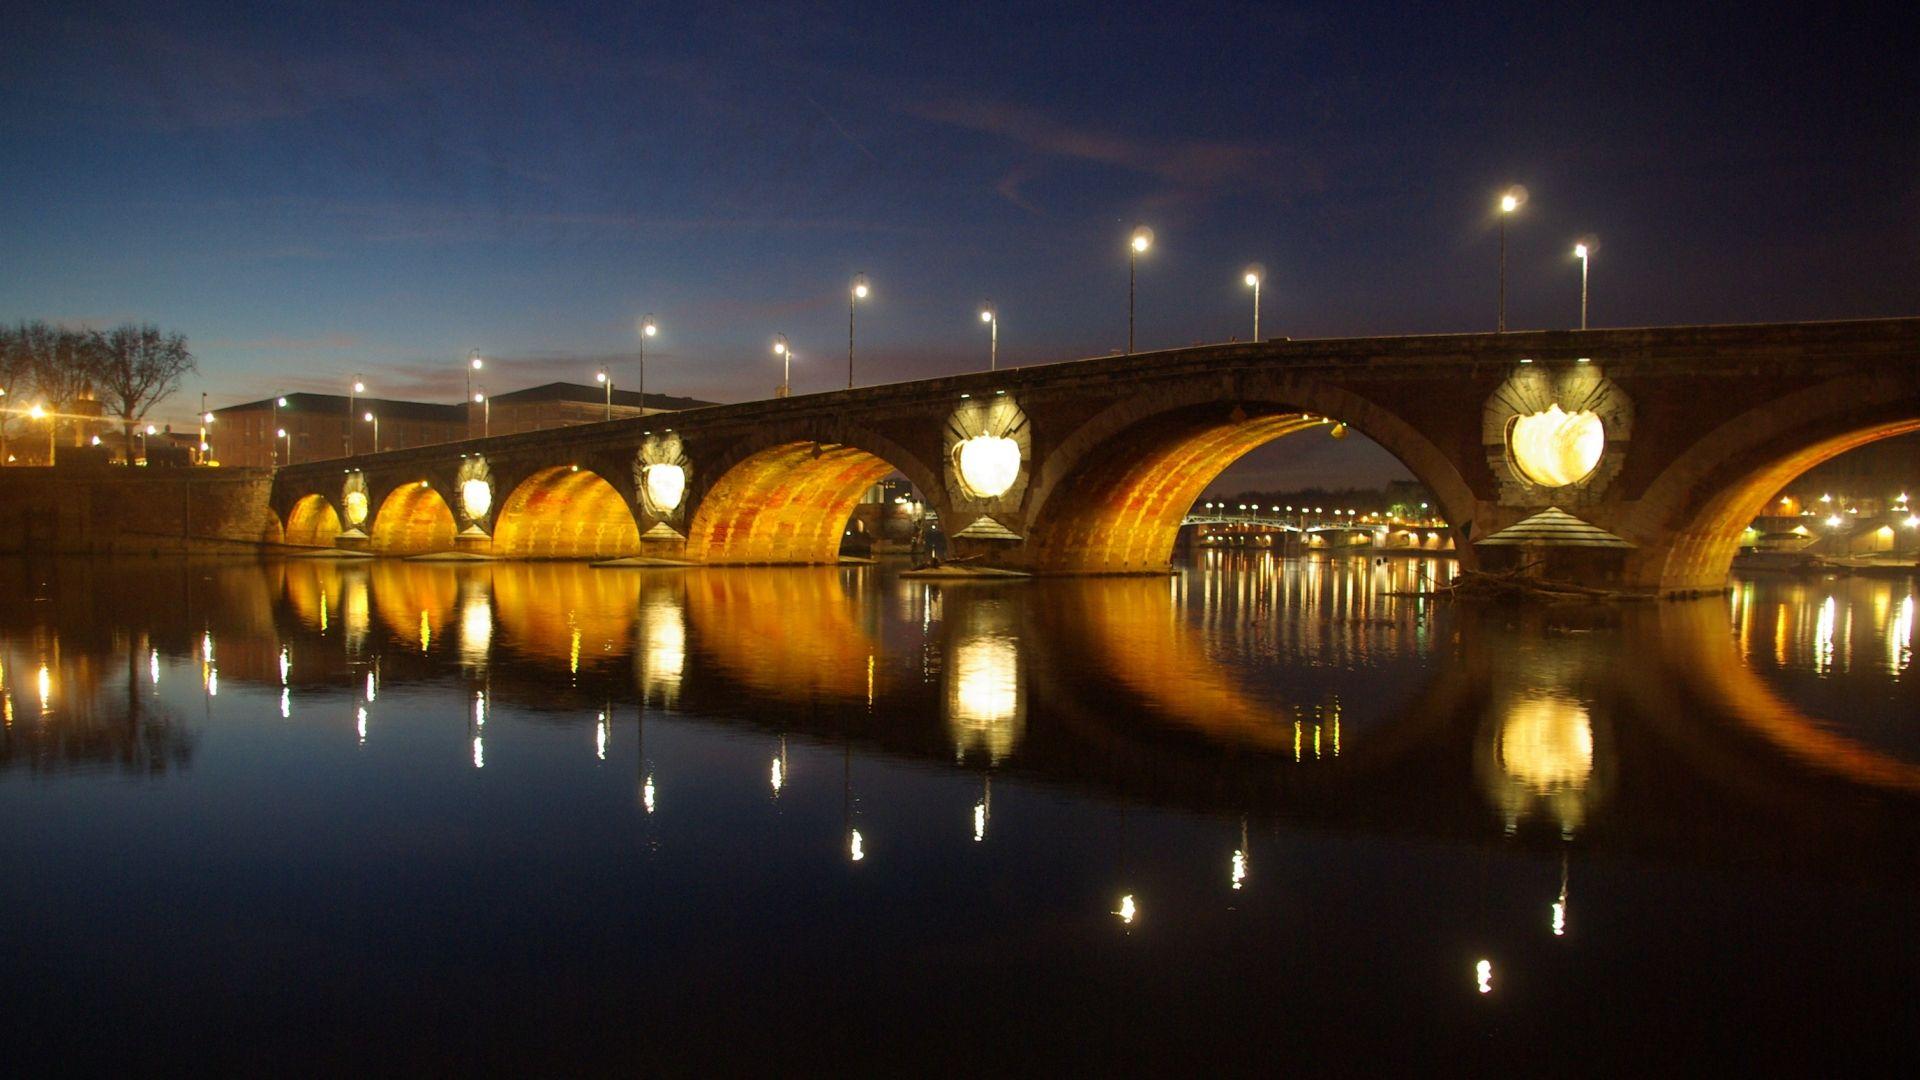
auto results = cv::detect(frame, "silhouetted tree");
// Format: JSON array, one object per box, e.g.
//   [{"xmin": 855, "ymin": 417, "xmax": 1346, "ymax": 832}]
[
  {"xmin": 91, "ymin": 323, "xmax": 196, "ymax": 462},
  {"xmin": 0, "ymin": 323, "xmax": 32, "ymax": 463}
]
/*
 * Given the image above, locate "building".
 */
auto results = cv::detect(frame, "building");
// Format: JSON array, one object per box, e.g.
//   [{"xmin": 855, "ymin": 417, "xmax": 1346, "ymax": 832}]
[
  {"xmin": 211, "ymin": 394, "xmax": 466, "ymax": 467},
  {"xmin": 472, "ymin": 383, "xmax": 716, "ymax": 438}
]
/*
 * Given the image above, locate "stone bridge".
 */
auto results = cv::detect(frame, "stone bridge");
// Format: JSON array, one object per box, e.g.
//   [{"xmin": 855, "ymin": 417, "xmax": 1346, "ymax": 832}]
[{"xmin": 271, "ymin": 318, "xmax": 1920, "ymax": 593}]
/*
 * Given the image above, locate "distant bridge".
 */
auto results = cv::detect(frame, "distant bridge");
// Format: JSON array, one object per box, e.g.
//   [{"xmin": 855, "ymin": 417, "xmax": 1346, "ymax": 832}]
[{"xmin": 272, "ymin": 319, "xmax": 1920, "ymax": 593}]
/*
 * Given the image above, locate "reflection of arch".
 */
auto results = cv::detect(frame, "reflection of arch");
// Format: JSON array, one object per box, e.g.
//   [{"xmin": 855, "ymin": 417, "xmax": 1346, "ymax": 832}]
[
  {"xmin": 681, "ymin": 569, "xmax": 876, "ymax": 698},
  {"xmin": 1628, "ymin": 374, "xmax": 1920, "ymax": 591},
  {"xmin": 491, "ymin": 466, "xmax": 641, "ymax": 560},
  {"xmin": 369, "ymin": 482, "xmax": 458, "ymax": 556},
  {"xmin": 284, "ymin": 495, "xmax": 342, "ymax": 547},
  {"xmin": 1024, "ymin": 382, "xmax": 1474, "ymax": 573},
  {"xmin": 488, "ymin": 563, "xmax": 641, "ymax": 665},
  {"xmin": 368, "ymin": 562, "xmax": 460, "ymax": 650},
  {"xmin": 686, "ymin": 443, "xmax": 900, "ymax": 564}
]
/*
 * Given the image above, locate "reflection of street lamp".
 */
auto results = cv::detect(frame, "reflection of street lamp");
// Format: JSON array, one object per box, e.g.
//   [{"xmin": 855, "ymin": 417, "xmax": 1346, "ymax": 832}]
[
  {"xmin": 773, "ymin": 335, "xmax": 791, "ymax": 397},
  {"xmin": 1128, "ymin": 225, "xmax": 1153, "ymax": 354},
  {"xmin": 979, "ymin": 304, "xmax": 997, "ymax": 371},
  {"xmin": 848, "ymin": 275, "xmax": 868, "ymax": 389},
  {"xmin": 363, "ymin": 411, "xmax": 379, "ymax": 453},
  {"xmin": 595, "ymin": 370, "xmax": 611, "ymax": 420}
]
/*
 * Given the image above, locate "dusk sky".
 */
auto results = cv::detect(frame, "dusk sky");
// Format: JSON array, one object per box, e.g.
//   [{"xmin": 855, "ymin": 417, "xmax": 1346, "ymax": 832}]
[{"xmin": 3, "ymin": 2, "xmax": 1914, "ymax": 487}]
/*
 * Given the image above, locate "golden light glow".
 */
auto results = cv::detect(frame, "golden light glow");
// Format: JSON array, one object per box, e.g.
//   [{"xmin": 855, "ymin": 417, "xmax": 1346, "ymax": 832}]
[
  {"xmin": 1231, "ymin": 850, "xmax": 1248, "ymax": 890},
  {"xmin": 1507, "ymin": 404, "xmax": 1605, "ymax": 487},
  {"xmin": 343, "ymin": 490, "xmax": 370, "ymax": 527},
  {"xmin": 1574, "ymin": 243, "xmax": 1588, "ymax": 258},
  {"xmin": 954, "ymin": 434, "xmax": 1021, "ymax": 499},
  {"xmin": 1114, "ymin": 894, "xmax": 1137, "ymax": 924},
  {"xmin": 1476, "ymin": 959, "xmax": 1493, "ymax": 993},
  {"xmin": 1498, "ymin": 695, "xmax": 1595, "ymax": 791},
  {"xmin": 1500, "ymin": 192, "xmax": 1519, "ymax": 213},
  {"xmin": 948, "ymin": 635, "xmax": 1024, "ymax": 763},
  {"xmin": 980, "ymin": 309, "xmax": 994, "ymax": 323},
  {"xmin": 596, "ymin": 712, "xmax": 608, "ymax": 761},
  {"xmin": 848, "ymin": 829, "xmax": 865, "ymax": 861},
  {"xmin": 461, "ymin": 478, "xmax": 493, "ymax": 520},
  {"xmin": 643, "ymin": 776, "xmax": 656, "ymax": 813},
  {"xmin": 1129, "ymin": 225, "xmax": 1153, "ymax": 253},
  {"xmin": 972, "ymin": 801, "xmax": 987, "ymax": 842},
  {"xmin": 641, "ymin": 598, "xmax": 686, "ymax": 702},
  {"xmin": 643, "ymin": 463, "xmax": 687, "ymax": 513},
  {"xmin": 1244, "ymin": 272, "xmax": 1259, "ymax": 287}
]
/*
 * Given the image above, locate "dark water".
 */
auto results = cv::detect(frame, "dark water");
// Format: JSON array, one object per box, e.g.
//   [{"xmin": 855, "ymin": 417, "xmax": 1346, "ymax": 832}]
[{"xmin": 0, "ymin": 553, "xmax": 1913, "ymax": 1072}]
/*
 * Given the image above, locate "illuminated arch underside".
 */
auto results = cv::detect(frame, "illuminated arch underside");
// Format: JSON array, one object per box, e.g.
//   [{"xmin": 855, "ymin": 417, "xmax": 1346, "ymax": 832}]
[
  {"xmin": 1655, "ymin": 419, "xmax": 1920, "ymax": 591},
  {"xmin": 370, "ymin": 483, "xmax": 458, "ymax": 555},
  {"xmin": 1030, "ymin": 412, "xmax": 1324, "ymax": 572},
  {"xmin": 492, "ymin": 467, "xmax": 641, "ymax": 560},
  {"xmin": 284, "ymin": 494, "xmax": 342, "ymax": 547},
  {"xmin": 685, "ymin": 442, "xmax": 897, "ymax": 564}
]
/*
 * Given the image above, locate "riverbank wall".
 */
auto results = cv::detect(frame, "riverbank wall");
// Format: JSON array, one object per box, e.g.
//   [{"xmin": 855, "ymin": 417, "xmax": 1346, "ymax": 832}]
[{"xmin": 0, "ymin": 467, "xmax": 283, "ymax": 555}]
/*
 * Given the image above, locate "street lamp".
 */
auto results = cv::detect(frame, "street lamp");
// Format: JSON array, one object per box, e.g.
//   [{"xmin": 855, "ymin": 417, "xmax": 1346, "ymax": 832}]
[
  {"xmin": 349, "ymin": 376, "xmax": 365, "ymax": 455},
  {"xmin": 29, "ymin": 403, "xmax": 53, "ymax": 465},
  {"xmin": 1244, "ymin": 269, "xmax": 1262, "ymax": 341},
  {"xmin": 773, "ymin": 335, "xmax": 792, "ymax": 397},
  {"xmin": 638, "ymin": 315, "xmax": 658, "ymax": 415},
  {"xmin": 1497, "ymin": 187, "xmax": 1524, "ymax": 332},
  {"xmin": 473, "ymin": 391, "xmax": 489, "ymax": 438},
  {"xmin": 363, "ymin": 411, "xmax": 379, "ymax": 453},
  {"xmin": 595, "ymin": 370, "xmax": 612, "ymax": 420},
  {"xmin": 1128, "ymin": 225, "xmax": 1154, "ymax": 354},
  {"xmin": 139, "ymin": 424, "xmax": 156, "ymax": 464},
  {"xmin": 276, "ymin": 428, "xmax": 290, "ymax": 463},
  {"xmin": 466, "ymin": 353, "xmax": 484, "ymax": 433},
  {"xmin": 980, "ymin": 304, "xmax": 997, "ymax": 371},
  {"xmin": 1573, "ymin": 243, "xmax": 1591, "ymax": 330},
  {"xmin": 271, "ymin": 396, "xmax": 290, "ymax": 465},
  {"xmin": 848, "ymin": 275, "xmax": 868, "ymax": 390}
]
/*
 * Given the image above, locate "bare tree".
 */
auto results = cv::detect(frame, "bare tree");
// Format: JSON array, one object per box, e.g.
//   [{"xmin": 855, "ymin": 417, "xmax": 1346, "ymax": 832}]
[
  {"xmin": 6, "ymin": 321, "xmax": 100, "ymax": 463},
  {"xmin": 92, "ymin": 323, "xmax": 196, "ymax": 462},
  {"xmin": 0, "ymin": 323, "xmax": 31, "ymax": 463}
]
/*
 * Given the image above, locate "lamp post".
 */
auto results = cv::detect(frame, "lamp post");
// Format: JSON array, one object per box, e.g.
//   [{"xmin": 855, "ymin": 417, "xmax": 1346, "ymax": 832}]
[
  {"xmin": 271, "ymin": 396, "xmax": 288, "ymax": 465},
  {"xmin": 466, "ymin": 352, "xmax": 483, "ymax": 434},
  {"xmin": 139, "ymin": 424, "xmax": 156, "ymax": 464},
  {"xmin": 202, "ymin": 408, "xmax": 215, "ymax": 465},
  {"xmin": 595, "ymin": 370, "xmax": 612, "ymax": 420},
  {"xmin": 1128, "ymin": 226, "xmax": 1153, "ymax": 354},
  {"xmin": 1573, "ymin": 243, "xmax": 1590, "ymax": 330},
  {"xmin": 1244, "ymin": 269, "xmax": 1262, "ymax": 341},
  {"xmin": 1497, "ymin": 189, "xmax": 1522, "ymax": 332},
  {"xmin": 474, "ymin": 391, "xmax": 489, "ymax": 438},
  {"xmin": 773, "ymin": 335, "xmax": 791, "ymax": 397},
  {"xmin": 638, "ymin": 315, "xmax": 658, "ymax": 415},
  {"xmin": 363, "ymin": 411, "xmax": 378, "ymax": 453},
  {"xmin": 348, "ymin": 376, "xmax": 365, "ymax": 455},
  {"xmin": 277, "ymin": 428, "xmax": 290, "ymax": 464},
  {"xmin": 848, "ymin": 276, "xmax": 868, "ymax": 389},
  {"xmin": 980, "ymin": 304, "xmax": 997, "ymax": 371}
]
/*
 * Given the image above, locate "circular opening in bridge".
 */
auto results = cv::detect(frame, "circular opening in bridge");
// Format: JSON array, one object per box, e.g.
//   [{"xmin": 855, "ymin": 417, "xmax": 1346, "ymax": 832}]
[{"xmin": 1506, "ymin": 405, "xmax": 1605, "ymax": 488}]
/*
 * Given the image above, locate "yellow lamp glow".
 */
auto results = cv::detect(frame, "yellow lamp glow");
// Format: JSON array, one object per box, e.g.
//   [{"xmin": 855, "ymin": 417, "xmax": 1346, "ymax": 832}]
[
  {"xmin": 954, "ymin": 434, "xmax": 1020, "ymax": 499},
  {"xmin": 643, "ymin": 463, "xmax": 687, "ymax": 513},
  {"xmin": 1507, "ymin": 404, "xmax": 1605, "ymax": 488},
  {"xmin": 343, "ymin": 490, "xmax": 369, "ymax": 526},
  {"xmin": 461, "ymin": 478, "xmax": 492, "ymax": 519}
]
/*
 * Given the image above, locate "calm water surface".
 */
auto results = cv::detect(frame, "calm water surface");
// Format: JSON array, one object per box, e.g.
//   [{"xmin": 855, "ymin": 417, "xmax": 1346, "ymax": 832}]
[{"xmin": 1, "ymin": 553, "xmax": 1914, "ymax": 1071}]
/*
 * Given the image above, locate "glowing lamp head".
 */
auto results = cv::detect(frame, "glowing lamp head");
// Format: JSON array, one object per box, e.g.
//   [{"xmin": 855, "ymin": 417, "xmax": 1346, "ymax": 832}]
[
  {"xmin": 473, "ymin": 392, "xmax": 485, "ymax": 403},
  {"xmin": 954, "ymin": 434, "xmax": 1021, "ymax": 500},
  {"xmin": 642, "ymin": 463, "xmax": 687, "ymax": 514},
  {"xmin": 277, "ymin": 396, "xmax": 288, "ymax": 406},
  {"xmin": 595, "ymin": 371, "xmax": 607, "ymax": 384},
  {"xmin": 980, "ymin": 308, "xmax": 994, "ymax": 323},
  {"xmin": 145, "ymin": 425, "xmax": 156, "ymax": 435},
  {"xmin": 1245, "ymin": 272, "xmax": 1260, "ymax": 287},
  {"xmin": 363, "ymin": 412, "xmax": 374, "ymax": 422},
  {"xmin": 1500, "ymin": 193, "xmax": 1519, "ymax": 213},
  {"xmin": 1574, "ymin": 243, "xmax": 1588, "ymax": 258},
  {"xmin": 642, "ymin": 319, "xmax": 658, "ymax": 337},
  {"xmin": 461, "ymin": 478, "xmax": 493, "ymax": 519},
  {"xmin": 1130, "ymin": 225, "xmax": 1154, "ymax": 253},
  {"xmin": 470, "ymin": 356, "xmax": 483, "ymax": 370},
  {"xmin": 28, "ymin": 404, "xmax": 44, "ymax": 419},
  {"xmin": 276, "ymin": 428, "xmax": 286, "ymax": 438},
  {"xmin": 1506, "ymin": 404, "xmax": 1605, "ymax": 488},
  {"xmin": 203, "ymin": 412, "xmax": 215, "ymax": 424},
  {"xmin": 353, "ymin": 381, "xmax": 365, "ymax": 393},
  {"xmin": 773, "ymin": 340, "xmax": 787, "ymax": 355},
  {"xmin": 853, "ymin": 275, "xmax": 869, "ymax": 299}
]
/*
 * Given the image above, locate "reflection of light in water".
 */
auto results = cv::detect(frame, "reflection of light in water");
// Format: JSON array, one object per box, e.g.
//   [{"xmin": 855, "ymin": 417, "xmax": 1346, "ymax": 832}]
[
  {"xmin": 356, "ymin": 706, "xmax": 368, "ymax": 745},
  {"xmin": 640, "ymin": 600, "xmax": 685, "ymax": 702},
  {"xmin": 595, "ymin": 712, "xmax": 608, "ymax": 760},
  {"xmin": 1231, "ymin": 850, "xmax": 1248, "ymax": 890},
  {"xmin": 460, "ymin": 593, "xmax": 492, "ymax": 668},
  {"xmin": 1476, "ymin": 959, "xmax": 1493, "ymax": 994},
  {"xmin": 365, "ymin": 671, "xmax": 377, "ymax": 703},
  {"xmin": 642, "ymin": 776, "xmax": 656, "ymax": 814},
  {"xmin": 847, "ymin": 828, "xmax": 864, "ymax": 861},
  {"xmin": 1553, "ymin": 852, "xmax": 1569, "ymax": 936},
  {"xmin": 344, "ymin": 579, "xmax": 368, "ymax": 649},
  {"xmin": 1114, "ymin": 894, "xmax": 1137, "ymax": 925},
  {"xmin": 149, "ymin": 649, "xmax": 160, "ymax": 685},
  {"xmin": 319, "ymin": 591, "xmax": 329, "ymax": 634},
  {"xmin": 37, "ymin": 664, "xmax": 53, "ymax": 711},
  {"xmin": 202, "ymin": 632, "xmax": 214, "ymax": 662},
  {"xmin": 473, "ymin": 690, "xmax": 486, "ymax": 727},
  {"xmin": 472, "ymin": 736, "xmax": 484, "ymax": 769},
  {"xmin": 948, "ymin": 636, "xmax": 1024, "ymax": 764},
  {"xmin": 1814, "ymin": 594, "xmax": 1837, "ymax": 674},
  {"xmin": 206, "ymin": 668, "xmax": 218, "ymax": 697},
  {"xmin": 770, "ymin": 755, "xmax": 784, "ymax": 796},
  {"xmin": 1891, "ymin": 594, "xmax": 1913, "ymax": 675},
  {"xmin": 569, "ymin": 626, "xmax": 581, "ymax": 675},
  {"xmin": 279, "ymin": 688, "xmax": 290, "ymax": 719},
  {"xmin": 419, "ymin": 609, "xmax": 431, "ymax": 653},
  {"xmin": 1492, "ymin": 694, "xmax": 1596, "ymax": 836},
  {"xmin": 278, "ymin": 646, "xmax": 291, "ymax": 686},
  {"xmin": 972, "ymin": 801, "xmax": 987, "ymax": 842}
]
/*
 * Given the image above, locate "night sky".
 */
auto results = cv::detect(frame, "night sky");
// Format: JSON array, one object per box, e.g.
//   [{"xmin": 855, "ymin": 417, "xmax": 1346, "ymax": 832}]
[{"xmin": 3, "ymin": 3, "xmax": 1914, "ymax": 487}]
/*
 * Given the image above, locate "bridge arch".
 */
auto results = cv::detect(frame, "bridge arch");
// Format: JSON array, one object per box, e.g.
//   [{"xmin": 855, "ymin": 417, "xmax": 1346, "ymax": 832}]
[
  {"xmin": 284, "ymin": 494, "xmax": 342, "ymax": 547},
  {"xmin": 1625, "ymin": 373, "xmax": 1920, "ymax": 592},
  {"xmin": 491, "ymin": 465, "xmax": 642, "ymax": 560},
  {"xmin": 369, "ymin": 480, "xmax": 458, "ymax": 556},
  {"xmin": 1017, "ymin": 377, "xmax": 1476, "ymax": 573},
  {"xmin": 684, "ymin": 422, "xmax": 943, "ymax": 565}
]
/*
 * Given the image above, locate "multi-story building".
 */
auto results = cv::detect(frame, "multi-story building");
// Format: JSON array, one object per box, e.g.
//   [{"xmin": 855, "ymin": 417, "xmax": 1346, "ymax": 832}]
[{"xmin": 210, "ymin": 394, "xmax": 466, "ymax": 467}]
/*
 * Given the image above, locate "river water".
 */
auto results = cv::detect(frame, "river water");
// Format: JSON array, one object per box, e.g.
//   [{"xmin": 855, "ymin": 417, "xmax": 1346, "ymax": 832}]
[{"xmin": 0, "ymin": 553, "xmax": 1913, "ymax": 1071}]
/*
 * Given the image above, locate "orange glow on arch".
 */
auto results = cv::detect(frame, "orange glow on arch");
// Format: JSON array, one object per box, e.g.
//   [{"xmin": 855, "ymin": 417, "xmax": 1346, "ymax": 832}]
[
  {"xmin": 492, "ymin": 466, "xmax": 641, "ymax": 560},
  {"xmin": 369, "ymin": 482, "xmax": 458, "ymax": 555},
  {"xmin": 1030, "ymin": 411, "xmax": 1324, "ymax": 572},
  {"xmin": 686, "ymin": 442, "xmax": 897, "ymax": 564},
  {"xmin": 284, "ymin": 494, "xmax": 342, "ymax": 547}
]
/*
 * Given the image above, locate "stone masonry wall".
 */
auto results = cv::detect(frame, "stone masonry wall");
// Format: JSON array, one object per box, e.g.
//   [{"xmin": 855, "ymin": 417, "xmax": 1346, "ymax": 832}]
[{"xmin": 0, "ymin": 468, "xmax": 283, "ymax": 555}]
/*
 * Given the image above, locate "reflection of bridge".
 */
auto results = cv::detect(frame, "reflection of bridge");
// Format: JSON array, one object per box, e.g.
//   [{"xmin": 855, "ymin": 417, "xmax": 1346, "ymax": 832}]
[{"xmin": 271, "ymin": 320, "xmax": 1920, "ymax": 593}]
